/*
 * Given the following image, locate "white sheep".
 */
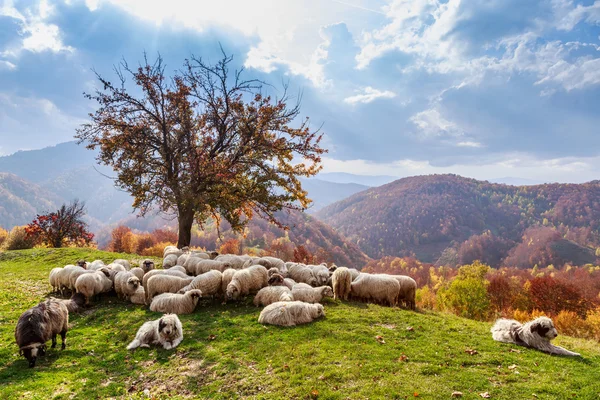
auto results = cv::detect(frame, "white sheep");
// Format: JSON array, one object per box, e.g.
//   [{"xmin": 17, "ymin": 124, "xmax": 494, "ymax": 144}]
[
  {"xmin": 113, "ymin": 259, "xmax": 131, "ymax": 270},
  {"xmin": 332, "ymin": 267, "xmax": 352, "ymax": 301},
  {"xmin": 130, "ymin": 286, "xmax": 146, "ymax": 305},
  {"xmin": 178, "ymin": 270, "xmax": 223, "ymax": 298},
  {"xmin": 215, "ymin": 254, "xmax": 252, "ymax": 269},
  {"xmin": 114, "ymin": 271, "xmax": 142, "ymax": 300},
  {"xmin": 163, "ymin": 245, "xmax": 183, "ymax": 258},
  {"xmin": 221, "ymin": 268, "xmax": 237, "ymax": 298},
  {"xmin": 255, "ymin": 256, "xmax": 285, "ymax": 271},
  {"xmin": 88, "ymin": 260, "xmax": 106, "ymax": 270},
  {"xmin": 226, "ymin": 265, "xmax": 268, "ymax": 300},
  {"xmin": 130, "ymin": 267, "xmax": 145, "ymax": 282},
  {"xmin": 142, "ymin": 268, "xmax": 189, "ymax": 289},
  {"xmin": 307, "ymin": 264, "xmax": 330, "ymax": 286},
  {"xmin": 350, "ymin": 274, "xmax": 400, "ymax": 307},
  {"xmin": 74, "ymin": 269, "xmax": 113, "ymax": 305},
  {"xmin": 146, "ymin": 275, "xmax": 194, "ymax": 303},
  {"xmin": 188, "ymin": 259, "xmax": 229, "ymax": 276},
  {"xmin": 348, "ymin": 268, "xmax": 360, "ymax": 281},
  {"xmin": 68, "ymin": 268, "xmax": 95, "ymax": 292},
  {"xmin": 56, "ymin": 265, "xmax": 83, "ymax": 294},
  {"xmin": 253, "ymin": 286, "xmax": 294, "ymax": 307},
  {"xmin": 258, "ymin": 301, "xmax": 325, "ymax": 327},
  {"xmin": 149, "ymin": 289, "xmax": 202, "ymax": 314},
  {"xmin": 288, "ymin": 264, "xmax": 318, "ymax": 286},
  {"xmin": 49, "ymin": 267, "xmax": 62, "ymax": 293},
  {"xmin": 383, "ymin": 274, "xmax": 417, "ymax": 310},
  {"xmin": 291, "ymin": 285, "xmax": 334, "ymax": 304},
  {"xmin": 162, "ymin": 254, "xmax": 179, "ymax": 269}
]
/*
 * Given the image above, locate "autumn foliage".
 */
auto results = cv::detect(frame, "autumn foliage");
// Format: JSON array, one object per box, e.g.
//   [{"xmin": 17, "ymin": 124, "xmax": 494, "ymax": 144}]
[{"xmin": 25, "ymin": 200, "xmax": 94, "ymax": 248}]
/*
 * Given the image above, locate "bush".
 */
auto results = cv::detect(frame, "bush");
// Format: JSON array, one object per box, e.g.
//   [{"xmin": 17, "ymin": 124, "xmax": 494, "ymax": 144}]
[
  {"xmin": 136, "ymin": 233, "xmax": 155, "ymax": 254},
  {"xmin": 528, "ymin": 276, "xmax": 589, "ymax": 317},
  {"xmin": 2, "ymin": 226, "xmax": 35, "ymax": 250},
  {"xmin": 438, "ymin": 261, "xmax": 491, "ymax": 320},
  {"xmin": 219, "ymin": 238, "xmax": 241, "ymax": 255},
  {"xmin": 109, "ymin": 226, "xmax": 132, "ymax": 253},
  {"xmin": 0, "ymin": 227, "xmax": 8, "ymax": 248},
  {"xmin": 120, "ymin": 231, "xmax": 138, "ymax": 254},
  {"xmin": 416, "ymin": 286, "xmax": 437, "ymax": 310},
  {"xmin": 141, "ymin": 241, "xmax": 176, "ymax": 257}
]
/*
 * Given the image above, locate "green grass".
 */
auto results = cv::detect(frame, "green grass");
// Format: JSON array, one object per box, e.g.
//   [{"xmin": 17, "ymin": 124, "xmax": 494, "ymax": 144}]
[{"xmin": 1, "ymin": 248, "xmax": 599, "ymax": 399}]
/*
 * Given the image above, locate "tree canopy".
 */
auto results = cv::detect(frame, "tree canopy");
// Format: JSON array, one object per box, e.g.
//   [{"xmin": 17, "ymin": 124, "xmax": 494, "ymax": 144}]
[{"xmin": 76, "ymin": 51, "xmax": 326, "ymax": 247}]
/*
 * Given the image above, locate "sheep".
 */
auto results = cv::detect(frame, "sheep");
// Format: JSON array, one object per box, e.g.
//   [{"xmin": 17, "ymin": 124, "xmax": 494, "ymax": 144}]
[
  {"xmin": 114, "ymin": 271, "xmax": 142, "ymax": 300},
  {"xmin": 68, "ymin": 268, "xmax": 96, "ymax": 292},
  {"xmin": 76, "ymin": 259, "xmax": 87, "ymax": 268},
  {"xmin": 162, "ymin": 254, "xmax": 179, "ymax": 269},
  {"xmin": 226, "ymin": 265, "xmax": 268, "ymax": 300},
  {"xmin": 130, "ymin": 267, "xmax": 145, "ymax": 281},
  {"xmin": 52, "ymin": 293, "xmax": 86, "ymax": 313},
  {"xmin": 141, "ymin": 259, "xmax": 155, "ymax": 273},
  {"xmin": 292, "ymin": 282, "xmax": 313, "ymax": 290},
  {"xmin": 88, "ymin": 260, "xmax": 106, "ymax": 270},
  {"xmin": 268, "ymin": 273, "xmax": 285, "ymax": 287},
  {"xmin": 15, "ymin": 299, "xmax": 70, "ymax": 368},
  {"xmin": 142, "ymin": 268, "xmax": 189, "ymax": 289},
  {"xmin": 74, "ymin": 269, "xmax": 113, "ymax": 305},
  {"xmin": 150, "ymin": 289, "xmax": 202, "ymax": 314},
  {"xmin": 255, "ymin": 256, "xmax": 285, "ymax": 271},
  {"xmin": 332, "ymin": 267, "xmax": 352, "ymax": 301},
  {"xmin": 267, "ymin": 268, "xmax": 281, "ymax": 278},
  {"xmin": 348, "ymin": 268, "xmax": 360, "ymax": 281},
  {"xmin": 187, "ymin": 259, "xmax": 229, "ymax": 276},
  {"xmin": 288, "ymin": 264, "xmax": 318, "ymax": 286},
  {"xmin": 350, "ymin": 274, "xmax": 400, "ymax": 307},
  {"xmin": 291, "ymin": 285, "xmax": 334, "ymax": 304},
  {"xmin": 253, "ymin": 286, "xmax": 294, "ymax": 307},
  {"xmin": 163, "ymin": 246, "xmax": 183, "ymax": 258},
  {"xmin": 146, "ymin": 275, "xmax": 194, "ymax": 303},
  {"xmin": 384, "ymin": 275, "xmax": 417, "ymax": 310},
  {"xmin": 112, "ymin": 259, "xmax": 131, "ymax": 270},
  {"xmin": 130, "ymin": 286, "xmax": 146, "ymax": 305},
  {"xmin": 221, "ymin": 268, "xmax": 237, "ymax": 297},
  {"xmin": 258, "ymin": 301, "xmax": 325, "ymax": 327},
  {"xmin": 178, "ymin": 270, "xmax": 223, "ymax": 298},
  {"xmin": 49, "ymin": 268, "xmax": 62, "ymax": 293},
  {"xmin": 307, "ymin": 264, "xmax": 330, "ymax": 286},
  {"xmin": 55, "ymin": 265, "xmax": 82, "ymax": 294},
  {"xmin": 215, "ymin": 254, "xmax": 252, "ymax": 269}
]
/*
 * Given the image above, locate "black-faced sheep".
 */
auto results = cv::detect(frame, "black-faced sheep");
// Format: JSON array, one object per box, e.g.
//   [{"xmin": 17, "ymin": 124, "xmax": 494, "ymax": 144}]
[
  {"xmin": 291, "ymin": 285, "xmax": 334, "ymax": 304},
  {"xmin": 258, "ymin": 301, "xmax": 325, "ymax": 327},
  {"xmin": 150, "ymin": 289, "xmax": 202, "ymax": 314},
  {"xmin": 141, "ymin": 259, "xmax": 155, "ymax": 273},
  {"xmin": 15, "ymin": 299, "xmax": 70, "ymax": 367},
  {"xmin": 253, "ymin": 286, "xmax": 294, "ymax": 307},
  {"xmin": 226, "ymin": 265, "xmax": 268, "ymax": 300}
]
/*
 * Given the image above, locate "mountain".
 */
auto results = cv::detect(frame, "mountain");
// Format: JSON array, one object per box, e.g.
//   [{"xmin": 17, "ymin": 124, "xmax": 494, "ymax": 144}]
[
  {"xmin": 315, "ymin": 174, "xmax": 600, "ymax": 266},
  {"xmin": 316, "ymin": 172, "xmax": 398, "ymax": 187},
  {"xmin": 302, "ymin": 179, "xmax": 369, "ymax": 213},
  {"xmin": 489, "ymin": 177, "xmax": 544, "ymax": 186}
]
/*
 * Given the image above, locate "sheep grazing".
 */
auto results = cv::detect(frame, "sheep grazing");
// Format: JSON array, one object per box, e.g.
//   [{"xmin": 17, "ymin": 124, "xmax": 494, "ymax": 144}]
[
  {"xmin": 68, "ymin": 268, "xmax": 95, "ymax": 292},
  {"xmin": 55, "ymin": 265, "xmax": 82, "ymax": 295},
  {"xmin": 162, "ymin": 254, "xmax": 179, "ymax": 269},
  {"xmin": 258, "ymin": 301, "xmax": 325, "ymax": 327},
  {"xmin": 332, "ymin": 267, "xmax": 352, "ymax": 301},
  {"xmin": 112, "ymin": 259, "xmax": 131, "ymax": 270},
  {"xmin": 150, "ymin": 289, "xmax": 202, "ymax": 314},
  {"xmin": 267, "ymin": 268, "xmax": 281, "ymax": 279},
  {"xmin": 88, "ymin": 260, "xmax": 106, "ymax": 270},
  {"xmin": 291, "ymin": 285, "xmax": 334, "ymax": 304},
  {"xmin": 307, "ymin": 264, "xmax": 330, "ymax": 286},
  {"xmin": 288, "ymin": 264, "xmax": 318, "ymax": 287},
  {"xmin": 350, "ymin": 274, "xmax": 400, "ymax": 307},
  {"xmin": 130, "ymin": 286, "xmax": 146, "ymax": 305},
  {"xmin": 15, "ymin": 299, "xmax": 70, "ymax": 367},
  {"xmin": 226, "ymin": 265, "xmax": 268, "ymax": 301},
  {"xmin": 114, "ymin": 271, "xmax": 142, "ymax": 300},
  {"xmin": 49, "ymin": 267, "xmax": 62, "ymax": 293},
  {"xmin": 142, "ymin": 268, "xmax": 189, "ymax": 289},
  {"xmin": 187, "ymin": 259, "xmax": 229, "ymax": 276},
  {"xmin": 178, "ymin": 270, "xmax": 223, "ymax": 298},
  {"xmin": 215, "ymin": 254, "xmax": 252, "ymax": 269},
  {"xmin": 388, "ymin": 275, "xmax": 417, "ymax": 310},
  {"xmin": 75, "ymin": 269, "xmax": 113, "ymax": 305},
  {"xmin": 146, "ymin": 275, "xmax": 194, "ymax": 303},
  {"xmin": 141, "ymin": 259, "xmax": 155, "ymax": 273},
  {"xmin": 221, "ymin": 268, "xmax": 237, "ymax": 297},
  {"xmin": 348, "ymin": 268, "xmax": 360, "ymax": 281},
  {"xmin": 130, "ymin": 267, "xmax": 145, "ymax": 281},
  {"xmin": 253, "ymin": 286, "xmax": 294, "ymax": 307}
]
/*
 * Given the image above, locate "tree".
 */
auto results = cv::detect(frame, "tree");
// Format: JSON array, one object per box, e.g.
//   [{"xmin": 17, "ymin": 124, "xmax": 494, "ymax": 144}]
[
  {"xmin": 76, "ymin": 51, "xmax": 326, "ymax": 248},
  {"xmin": 25, "ymin": 200, "xmax": 94, "ymax": 248}
]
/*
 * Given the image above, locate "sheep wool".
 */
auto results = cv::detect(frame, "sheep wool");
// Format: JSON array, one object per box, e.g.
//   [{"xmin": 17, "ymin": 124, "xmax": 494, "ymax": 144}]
[
  {"xmin": 253, "ymin": 286, "xmax": 294, "ymax": 307},
  {"xmin": 179, "ymin": 270, "xmax": 223, "ymax": 297},
  {"xmin": 332, "ymin": 267, "xmax": 352, "ymax": 301},
  {"xmin": 258, "ymin": 301, "xmax": 325, "ymax": 327},
  {"xmin": 226, "ymin": 265, "xmax": 268, "ymax": 300},
  {"xmin": 146, "ymin": 275, "xmax": 194, "ymax": 303},
  {"xmin": 350, "ymin": 274, "xmax": 400, "ymax": 307},
  {"xmin": 150, "ymin": 289, "xmax": 202, "ymax": 314},
  {"xmin": 288, "ymin": 264, "xmax": 318, "ymax": 286},
  {"xmin": 291, "ymin": 285, "xmax": 334, "ymax": 304},
  {"xmin": 142, "ymin": 268, "xmax": 189, "ymax": 289}
]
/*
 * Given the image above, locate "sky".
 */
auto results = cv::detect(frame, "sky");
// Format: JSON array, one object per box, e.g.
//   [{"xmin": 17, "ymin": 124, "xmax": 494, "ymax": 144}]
[{"xmin": 1, "ymin": 0, "xmax": 600, "ymax": 183}]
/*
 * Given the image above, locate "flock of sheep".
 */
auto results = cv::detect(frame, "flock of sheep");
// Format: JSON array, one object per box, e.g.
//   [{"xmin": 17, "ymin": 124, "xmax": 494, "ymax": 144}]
[{"xmin": 15, "ymin": 245, "xmax": 418, "ymax": 367}]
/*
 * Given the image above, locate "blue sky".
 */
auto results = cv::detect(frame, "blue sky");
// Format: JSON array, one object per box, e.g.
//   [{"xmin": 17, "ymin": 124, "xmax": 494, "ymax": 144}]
[{"xmin": 1, "ymin": 0, "xmax": 600, "ymax": 183}]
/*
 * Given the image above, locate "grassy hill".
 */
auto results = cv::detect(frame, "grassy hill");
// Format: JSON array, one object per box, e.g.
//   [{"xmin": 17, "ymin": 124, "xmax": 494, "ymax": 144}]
[
  {"xmin": 316, "ymin": 174, "xmax": 600, "ymax": 265},
  {"xmin": 0, "ymin": 249, "xmax": 599, "ymax": 399}
]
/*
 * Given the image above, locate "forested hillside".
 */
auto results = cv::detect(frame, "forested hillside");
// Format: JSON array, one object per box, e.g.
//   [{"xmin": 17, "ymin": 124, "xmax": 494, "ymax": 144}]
[{"xmin": 316, "ymin": 174, "xmax": 600, "ymax": 267}]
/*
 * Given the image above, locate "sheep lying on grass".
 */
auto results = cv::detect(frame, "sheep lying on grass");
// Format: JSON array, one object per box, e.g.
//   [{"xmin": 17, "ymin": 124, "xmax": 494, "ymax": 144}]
[
  {"xmin": 15, "ymin": 299, "xmax": 70, "ymax": 367},
  {"xmin": 291, "ymin": 285, "xmax": 333, "ymax": 304},
  {"xmin": 146, "ymin": 275, "xmax": 194, "ymax": 303},
  {"xmin": 142, "ymin": 268, "xmax": 188, "ymax": 289},
  {"xmin": 258, "ymin": 301, "xmax": 325, "ymax": 327},
  {"xmin": 178, "ymin": 270, "xmax": 222, "ymax": 298},
  {"xmin": 253, "ymin": 286, "xmax": 294, "ymax": 307},
  {"xmin": 150, "ymin": 289, "xmax": 202, "ymax": 314},
  {"xmin": 226, "ymin": 265, "xmax": 268, "ymax": 300}
]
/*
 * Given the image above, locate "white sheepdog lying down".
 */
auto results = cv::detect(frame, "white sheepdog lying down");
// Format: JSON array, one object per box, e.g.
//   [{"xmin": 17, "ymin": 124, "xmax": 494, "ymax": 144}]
[
  {"xmin": 491, "ymin": 316, "xmax": 580, "ymax": 356},
  {"xmin": 127, "ymin": 314, "xmax": 183, "ymax": 350}
]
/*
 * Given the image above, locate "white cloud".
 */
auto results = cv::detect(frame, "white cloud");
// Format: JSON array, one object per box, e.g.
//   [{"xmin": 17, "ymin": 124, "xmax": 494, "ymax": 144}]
[
  {"xmin": 0, "ymin": 60, "xmax": 17, "ymax": 71},
  {"xmin": 457, "ymin": 141, "xmax": 483, "ymax": 148},
  {"xmin": 410, "ymin": 108, "xmax": 463, "ymax": 139},
  {"xmin": 321, "ymin": 152, "xmax": 600, "ymax": 184},
  {"xmin": 343, "ymin": 86, "xmax": 396, "ymax": 104},
  {"xmin": 0, "ymin": 0, "xmax": 73, "ymax": 57}
]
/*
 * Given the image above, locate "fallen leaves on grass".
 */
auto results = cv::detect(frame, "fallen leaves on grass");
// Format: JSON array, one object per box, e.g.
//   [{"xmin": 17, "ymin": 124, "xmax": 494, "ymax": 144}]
[
  {"xmin": 398, "ymin": 354, "xmax": 409, "ymax": 362},
  {"xmin": 406, "ymin": 326, "xmax": 414, "ymax": 332},
  {"xmin": 465, "ymin": 349, "xmax": 478, "ymax": 355},
  {"xmin": 508, "ymin": 364, "xmax": 518, "ymax": 370},
  {"xmin": 479, "ymin": 392, "xmax": 491, "ymax": 398},
  {"xmin": 375, "ymin": 335, "xmax": 386, "ymax": 344},
  {"xmin": 310, "ymin": 389, "xmax": 319, "ymax": 399},
  {"xmin": 451, "ymin": 391, "xmax": 463, "ymax": 397}
]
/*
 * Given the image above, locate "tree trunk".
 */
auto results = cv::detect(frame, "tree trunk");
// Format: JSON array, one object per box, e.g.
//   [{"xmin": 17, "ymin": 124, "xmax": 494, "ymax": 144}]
[{"xmin": 177, "ymin": 207, "xmax": 195, "ymax": 248}]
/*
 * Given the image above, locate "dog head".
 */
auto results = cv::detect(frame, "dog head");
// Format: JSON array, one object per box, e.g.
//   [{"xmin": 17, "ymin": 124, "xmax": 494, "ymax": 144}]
[
  {"xmin": 530, "ymin": 316, "xmax": 558, "ymax": 340},
  {"xmin": 158, "ymin": 315, "xmax": 179, "ymax": 341}
]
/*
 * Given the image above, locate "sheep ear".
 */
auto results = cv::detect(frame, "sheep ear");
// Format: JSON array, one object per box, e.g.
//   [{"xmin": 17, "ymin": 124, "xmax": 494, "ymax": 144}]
[{"xmin": 158, "ymin": 318, "xmax": 166, "ymax": 332}]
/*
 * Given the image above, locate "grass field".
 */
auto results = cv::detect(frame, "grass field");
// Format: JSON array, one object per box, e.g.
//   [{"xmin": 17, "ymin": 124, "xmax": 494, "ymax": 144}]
[{"xmin": 0, "ymin": 248, "xmax": 599, "ymax": 399}]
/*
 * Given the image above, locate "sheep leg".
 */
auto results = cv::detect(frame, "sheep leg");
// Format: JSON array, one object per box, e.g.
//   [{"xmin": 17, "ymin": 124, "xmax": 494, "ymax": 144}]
[
  {"xmin": 51, "ymin": 334, "xmax": 57, "ymax": 348},
  {"xmin": 60, "ymin": 330, "xmax": 67, "ymax": 350}
]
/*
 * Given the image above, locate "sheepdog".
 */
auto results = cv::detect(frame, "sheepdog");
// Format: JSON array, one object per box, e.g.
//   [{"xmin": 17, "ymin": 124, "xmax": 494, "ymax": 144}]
[
  {"xmin": 491, "ymin": 316, "xmax": 580, "ymax": 356},
  {"xmin": 126, "ymin": 314, "xmax": 183, "ymax": 350}
]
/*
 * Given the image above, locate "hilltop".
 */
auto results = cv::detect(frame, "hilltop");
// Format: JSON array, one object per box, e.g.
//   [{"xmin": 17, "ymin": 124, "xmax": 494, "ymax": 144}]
[
  {"xmin": 316, "ymin": 174, "xmax": 600, "ymax": 265},
  {"xmin": 0, "ymin": 248, "xmax": 598, "ymax": 399}
]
